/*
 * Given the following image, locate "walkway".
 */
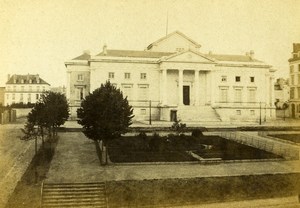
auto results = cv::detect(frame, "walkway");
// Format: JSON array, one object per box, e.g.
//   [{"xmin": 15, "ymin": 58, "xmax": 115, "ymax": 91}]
[{"xmin": 46, "ymin": 132, "xmax": 300, "ymax": 183}]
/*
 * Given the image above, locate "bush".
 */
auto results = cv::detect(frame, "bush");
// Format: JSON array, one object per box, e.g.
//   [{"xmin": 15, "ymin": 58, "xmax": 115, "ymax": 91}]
[
  {"xmin": 149, "ymin": 133, "xmax": 161, "ymax": 152},
  {"xmin": 191, "ymin": 129, "xmax": 203, "ymax": 137},
  {"xmin": 170, "ymin": 120, "xmax": 186, "ymax": 134}
]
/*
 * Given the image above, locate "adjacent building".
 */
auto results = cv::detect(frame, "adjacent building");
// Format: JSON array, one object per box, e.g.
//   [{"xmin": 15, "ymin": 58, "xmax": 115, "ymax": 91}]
[
  {"xmin": 65, "ymin": 31, "xmax": 276, "ymax": 122},
  {"xmin": 0, "ymin": 87, "xmax": 5, "ymax": 106},
  {"xmin": 5, "ymin": 74, "xmax": 50, "ymax": 106},
  {"xmin": 289, "ymin": 43, "xmax": 300, "ymax": 118},
  {"xmin": 274, "ymin": 78, "xmax": 290, "ymax": 118}
]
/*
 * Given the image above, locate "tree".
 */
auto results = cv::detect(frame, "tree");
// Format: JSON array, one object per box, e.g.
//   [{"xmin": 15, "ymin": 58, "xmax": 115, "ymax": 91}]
[
  {"xmin": 21, "ymin": 91, "xmax": 69, "ymax": 149},
  {"xmin": 77, "ymin": 81, "xmax": 134, "ymax": 165},
  {"xmin": 20, "ymin": 91, "xmax": 69, "ymax": 182}
]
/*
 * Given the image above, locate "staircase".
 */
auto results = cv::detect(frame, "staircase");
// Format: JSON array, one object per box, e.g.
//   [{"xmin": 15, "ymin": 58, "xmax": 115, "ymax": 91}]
[
  {"xmin": 177, "ymin": 105, "xmax": 221, "ymax": 122},
  {"xmin": 41, "ymin": 182, "xmax": 107, "ymax": 208}
]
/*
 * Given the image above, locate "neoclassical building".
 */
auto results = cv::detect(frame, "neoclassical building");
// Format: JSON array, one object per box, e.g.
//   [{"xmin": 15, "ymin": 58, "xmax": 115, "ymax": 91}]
[
  {"xmin": 5, "ymin": 74, "xmax": 50, "ymax": 106},
  {"xmin": 65, "ymin": 31, "xmax": 276, "ymax": 122},
  {"xmin": 289, "ymin": 43, "xmax": 300, "ymax": 118}
]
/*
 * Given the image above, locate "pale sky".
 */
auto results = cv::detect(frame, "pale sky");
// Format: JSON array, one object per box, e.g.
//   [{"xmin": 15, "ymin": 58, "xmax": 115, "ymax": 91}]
[{"xmin": 0, "ymin": 0, "xmax": 300, "ymax": 87}]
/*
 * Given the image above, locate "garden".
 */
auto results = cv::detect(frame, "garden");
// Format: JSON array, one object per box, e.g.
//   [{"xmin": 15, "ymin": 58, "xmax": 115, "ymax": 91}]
[{"xmin": 107, "ymin": 131, "xmax": 282, "ymax": 163}]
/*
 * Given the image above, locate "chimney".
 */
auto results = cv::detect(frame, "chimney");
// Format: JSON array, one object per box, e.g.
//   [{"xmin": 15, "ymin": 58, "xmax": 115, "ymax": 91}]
[
  {"xmin": 36, "ymin": 74, "xmax": 40, "ymax": 84},
  {"xmin": 83, "ymin": 50, "xmax": 90, "ymax": 55},
  {"xmin": 249, "ymin": 50, "xmax": 254, "ymax": 59},
  {"xmin": 103, "ymin": 44, "xmax": 107, "ymax": 55},
  {"xmin": 7, "ymin": 74, "xmax": 10, "ymax": 82}
]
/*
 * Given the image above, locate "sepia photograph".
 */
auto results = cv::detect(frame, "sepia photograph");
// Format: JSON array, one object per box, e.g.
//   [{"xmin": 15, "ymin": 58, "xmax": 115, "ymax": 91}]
[{"xmin": 0, "ymin": 0, "xmax": 300, "ymax": 207}]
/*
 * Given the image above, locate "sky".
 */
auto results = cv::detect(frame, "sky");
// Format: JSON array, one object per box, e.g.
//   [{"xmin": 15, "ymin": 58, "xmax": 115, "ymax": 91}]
[{"xmin": 0, "ymin": 0, "xmax": 300, "ymax": 87}]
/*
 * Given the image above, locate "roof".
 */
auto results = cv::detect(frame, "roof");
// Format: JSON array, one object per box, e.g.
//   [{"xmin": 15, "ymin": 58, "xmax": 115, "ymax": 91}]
[
  {"xmin": 6, "ymin": 74, "xmax": 50, "ymax": 85},
  {"xmin": 206, "ymin": 54, "xmax": 262, "ymax": 62},
  {"xmin": 72, "ymin": 53, "xmax": 91, "ymax": 60},
  {"xmin": 147, "ymin": 31, "xmax": 201, "ymax": 50},
  {"xmin": 97, "ymin": 50, "xmax": 175, "ymax": 58},
  {"xmin": 293, "ymin": 43, "xmax": 300, "ymax": 53}
]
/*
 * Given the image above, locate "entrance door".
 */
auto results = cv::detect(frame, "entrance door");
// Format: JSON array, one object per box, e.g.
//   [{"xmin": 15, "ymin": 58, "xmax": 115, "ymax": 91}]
[
  {"xmin": 292, "ymin": 104, "xmax": 296, "ymax": 118},
  {"xmin": 170, "ymin": 110, "xmax": 177, "ymax": 122},
  {"xmin": 183, "ymin": 86, "xmax": 190, "ymax": 105}
]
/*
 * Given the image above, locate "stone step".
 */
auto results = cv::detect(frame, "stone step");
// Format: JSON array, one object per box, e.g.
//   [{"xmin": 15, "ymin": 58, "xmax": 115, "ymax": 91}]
[
  {"xmin": 177, "ymin": 106, "xmax": 221, "ymax": 121},
  {"xmin": 41, "ymin": 182, "xmax": 107, "ymax": 208}
]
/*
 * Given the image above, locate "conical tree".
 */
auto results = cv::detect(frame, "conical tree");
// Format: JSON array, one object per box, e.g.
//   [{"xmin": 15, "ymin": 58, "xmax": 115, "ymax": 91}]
[{"xmin": 77, "ymin": 81, "xmax": 134, "ymax": 165}]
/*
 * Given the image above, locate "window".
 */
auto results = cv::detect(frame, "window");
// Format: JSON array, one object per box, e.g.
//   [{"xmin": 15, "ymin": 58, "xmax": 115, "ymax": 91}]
[
  {"xmin": 36, "ymin": 94, "xmax": 39, "ymax": 100},
  {"xmin": 298, "ymin": 64, "xmax": 300, "ymax": 72},
  {"xmin": 221, "ymin": 76, "xmax": 227, "ymax": 82},
  {"xmin": 122, "ymin": 84, "xmax": 133, "ymax": 100},
  {"xmin": 140, "ymin": 109, "xmax": 146, "ymax": 115},
  {"xmin": 234, "ymin": 88, "xmax": 242, "ymax": 102},
  {"xmin": 6, "ymin": 94, "xmax": 9, "ymax": 99},
  {"xmin": 28, "ymin": 94, "xmax": 31, "ymax": 103},
  {"xmin": 291, "ymin": 75, "xmax": 294, "ymax": 85},
  {"xmin": 12, "ymin": 93, "xmax": 15, "ymax": 100},
  {"xmin": 37, "ymin": 86, "xmax": 40, "ymax": 92},
  {"xmin": 235, "ymin": 76, "xmax": 241, "ymax": 82},
  {"xmin": 291, "ymin": 87, "xmax": 295, "ymax": 99},
  {"xmin": 21, "ymin": 86, "xmax": 24, "ymax": 91},
  {"xmin": 236, "ymin": 110, "xmax": 241, "ymax": 115},
  {"xmin": 219, "ymin": 88, "xmax": 228, "ymax": 102},
  {"xmin": 125, "ymin": 73, "xmax": 131, "ymax": 79},
  {"xmin": 250, "ymin": 77, "xmax": 255, "ymax": 83},
  {"xmin": 140, "ymin": 73, "xmax": 147, "ymax": 80},
  {"xmin": 248, "ymin": 89, "xmax": 256, "ymax": 102},
  {"xmin": 20, "ymin": 93, "xmax": 23, "ymax": 102},
  {"xmin": 290, "ymin": 65, "xmax": 294, "ymax": 73},
  {"xmin": 78, "ymin": 74, "xmax": 84, "ymax": 81},
  {"xmin": 250, "ymin": 110, "xmax": 255, "ymax": 115},
  {"xmin": 43, "ymin": 86, "xmax": 45, "ymax": 92},
  {"xmin": 76, "ymin": 88, "xmax": 84, "ymax": 100},
  {"xmin": 13, "ymin": 86, "xmax": 16, "ymax": 91},
  {"xmin": 138, "ymin": 85, "xmax": 149, "ymax": 100},
  {"xmin": 298, "ymin": 87, "xmax": 300, "ymax": 99},
  {"xmin": 108, "ymin": 72, "xmax": 114, "ymax": 79},
  {"xmin": 7, "ymin": 86, "xmax": 10, "ymax": 91}
]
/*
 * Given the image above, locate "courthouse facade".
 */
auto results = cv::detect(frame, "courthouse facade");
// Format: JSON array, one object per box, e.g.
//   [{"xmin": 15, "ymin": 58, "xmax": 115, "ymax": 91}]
[{"xmin": 65, "ymin": 31, "xmax": 276, "ymax": 121}]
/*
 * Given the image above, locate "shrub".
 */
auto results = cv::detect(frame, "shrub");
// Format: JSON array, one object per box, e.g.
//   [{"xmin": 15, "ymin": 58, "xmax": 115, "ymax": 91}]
[
  {"xmin": 191, "ymin": 129, "xmax": 203, "ymax": 138},
  {"xmin": 170, "ymin": 119, "xmax": 186, "ymax": 134}
]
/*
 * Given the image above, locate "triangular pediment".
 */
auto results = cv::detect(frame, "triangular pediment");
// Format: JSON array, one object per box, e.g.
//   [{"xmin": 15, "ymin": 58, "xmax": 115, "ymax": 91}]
[{"xmin": 161, "ymin": 50, "xmax": 216, "ymax": 63}]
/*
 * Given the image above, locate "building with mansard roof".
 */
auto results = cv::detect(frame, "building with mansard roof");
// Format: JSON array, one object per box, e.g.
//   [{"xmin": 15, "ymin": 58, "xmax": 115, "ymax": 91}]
[
  {"xmin": 5, "ymin": 74, "xmax": 50, "ymax": 106},
  {"xmin": 289, "ymin": 43, "xmax": 300, "ymax": 118},
  {"xmin": 65, "ymin": 31, "xmax": 276, "ymax": 122}
]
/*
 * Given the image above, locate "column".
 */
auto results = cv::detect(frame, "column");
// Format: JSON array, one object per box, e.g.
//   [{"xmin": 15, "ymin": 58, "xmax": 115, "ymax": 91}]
[
  {"xmin": 178, "ymin": 69, "xmax": 183, "ymax": 105},
  {"xmin": 66, "ymin": 71, "xmax": 71, "ymax": 101},
  {"xmin": 210, "ymin": 70, "xmax": 215, "ymax": 105},
  {"xmin": 161, "ymin": 69, "xmax": 167, "ymax": 105},
  {"xmin": 194, "ymin": 69, "xmax": 200, "ymax": 106}
]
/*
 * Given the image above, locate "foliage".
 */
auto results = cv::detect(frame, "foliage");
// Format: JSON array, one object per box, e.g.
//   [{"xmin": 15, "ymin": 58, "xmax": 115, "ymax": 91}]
[
  {"xmin": 21, "ymin": 91, "xmax": 69, "ymax": 141},
  {"xmin": 274, "ymin": 100, "xmax": 289, "ymax": 110},
  {"xmin": 191, "ymin": 129, "xmax": 203, "ymax": 137},
  {"xmin": 170, "ymin": 119, "xmax": 186, "ymax": 134},
  {"xmin": 9, "ymin": 102, "xmax": 35, "ymax": 108},
  {"xmin": 77, "ymin": 81, "xmax": 134, "ymax": 143}
]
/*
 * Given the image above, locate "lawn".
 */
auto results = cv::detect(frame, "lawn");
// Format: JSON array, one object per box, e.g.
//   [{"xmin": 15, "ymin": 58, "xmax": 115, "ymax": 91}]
[
  {"xmin": 108, "ymin": 133, "xmax": 282, "ymax": 163},
  {"xmin": 271, "ymin": 134, "xmax": 300, "ymax": 143}
]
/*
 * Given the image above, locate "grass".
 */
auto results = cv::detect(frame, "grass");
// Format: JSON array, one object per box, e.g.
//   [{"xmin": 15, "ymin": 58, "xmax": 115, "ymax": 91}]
[
  {"xmin": 5, "ymin": 136, "xmax": 57, "ymax": 208},
  {"xmin": 107, "ymin": 134, "xmax": 282, "ymax": 163},
  {"xmin": 271, "ymin": 134, "xmax": 300, "ymax": 143},
  {"xmin": 106, "ymin": 173, "xmax": 300, "ymax": 207}
]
